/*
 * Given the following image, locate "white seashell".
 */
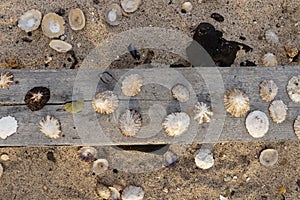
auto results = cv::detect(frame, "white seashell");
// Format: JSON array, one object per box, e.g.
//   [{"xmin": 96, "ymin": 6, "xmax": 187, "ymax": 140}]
[
  {"xmin": 41, "ymin": 13, "xmax": 65, "ymax": 38},
  {"xmin": 118, "ymin": 109, "xmax": 142, "ymax": 137},
  {"xmin": 121, "ymin": 185, "xmax": 144, "ymax": 200},
  {"xmin": 49, "ymin": 40, "xmax": 72, "ymax": 53},
  {"xmin": 92, "ymin": 159, "xmax": 109, "ymax": 175},
  {"xmin": 121, "ymin": 0, "xmax": 142, "ymax": 13},
  {"xmin": 259, "ymin": 149, "xmax": 278, "ymax": 167},
  {"xmin": 194, "ymin": 149, "xmax": 214, "ymax": 169},
  {"xmin": 68, "ymin": 8, "xmax": 85, "ymax": 31},
  {"xmin": 265, "ymin": 30, "xmax": 279, "ymax": 44},
  {"xmin": 0, "ymin": 154, "xmax": 9, "ymax": 161},
  {"xmin": 182, "ymin": 2, "xmax": 193, "ymax": 12},
  {"xmin": 77, "ymin": 146, "xmax": 97, "ymax": 162},
  {"xmin": 39, "ymin": 115, "xmax": 61, "ymax": 139},
  {"xmin": 259, "ymin": 80, "xmax": 278, "ymax": 102},
  {"xmin": 96, "ymin": 183, "xmax": 111, "ymax": 199},
  {"xmin": 193, "ymin": 102, "xmax": 213, "ymax": 124},
  {"xmin": 224, "ymin": 89, "xmax": 250, "ymax": 117},
  {"xmin": 0, "ymin": 163, "xmax": 3, "ymax": 178},
  {"xmin": 105, "ymin": 4, "xmax": 122, "ymax": 26},
  {"xmin": 293, "ymin": 116, "xmax": 300, "ymax": 140},
  {"xmin": 18, "ymin": 9, "xmax": 42, "ymax": 32},
  {"xmin": 287, "ymin": 75, "xmax": 300, "ymax": 103},
  {"xmin": 262, "ymin": 53, "xmax": 278, "ymax": 67},
  {"xmin": 162, "ymin": 112, "xmax": 190, "ymax": 137},
  {"xmin": 0, "ymin": 116, "xmax": 18, "ymax": 139},
  {"xmin": 121, "ymin": 74, "xmax": 143, "ymax": 96},
  {"xmin": 92, "ymin": 91, "xmax": 119, "ymax": 114},
  {"xmin": 245, "ymin": 111, "xmax": 269, "ymax": 138},
  {"xmin": 268, "ymin": 100, "xmax": 287, "ymax": 124},
  {"xmin": 171, "ymin": 84, "xmax": 190, "ymax": 102},
  {"xmin": 109, "ymin": 186, "xmax": 121, "ymax": 200},
  {"xmin": 0, "ymin": 72, "xmax": 14, "ymax": 89}
]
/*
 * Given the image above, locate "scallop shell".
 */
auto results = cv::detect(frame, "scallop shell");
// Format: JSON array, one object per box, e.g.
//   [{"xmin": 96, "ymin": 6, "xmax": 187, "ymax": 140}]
[
  {"xmin": 162, "ymin": 112, "xmax": 190, "ymax": 137},
  {"xmin": 194, "ymin": 149, "xmax": 214, "ymax": 169},
  {"xmin": 78, "ymin": 146, "xmax": 97, "ymax": 162},
  {"xmin": 18, "ymin": 9, "xmax": 42, "ymax": 32},
  {"xmin": 224, "ymin": 89, "xmax": 250, "ymax": 117},
  {"xmin": 171, "ymin": 84, "xmax": 190, "ymax": 102},
  {"xmin": 121, "ymin": 185, "xmax": 144, "ymax": 200},
  {"xmin": 121, "ymin": 0, "xmax": 142, "ymax": 13},
  {"xmin": 105, "ymin": 4, "xmax": 122, "ymax": 26},
  {"xmin": 0, "ymin": 72, "xmax": 14, "ymax": 89},
  {"xmin": 293, "ymin": 116, "xmax": 300, "ymax": 140},
  {"xmin": 259, "ymin": 80, "xmax": 278, "ymax": 102},
  {"xmin": 0, "ymin": 116, "xmax": 18, "ymax": 139},
  {"xmin": 287, "ymin": 75, "xmax": 300, "ymax": 103},
  {"xmin": 68, "ymin": 8, "xmax": 85, "ymax": 31},
  {"xmin": 118, "ymin": 109, "xmax": 142, "ymax": 137},
  {"xmin": 262, "ymin": 53, "xmax": 278, "ymax": 67},
  {"xmin": 259, "ymin": 149, "xmax": 278, "ymax": 167},
  {"xmin": 39, "ymin": 115, "xmax": 61, "ymax": 139},
  {"xmin": 49, "ymin": 40, "xmax": 72, "ymax": 53},
  {"xmin": 265, "ymin": 30, "xmax": 279, "ymax": 44},
  {"xmin": 24, "ymin": 86, "xmax": 50, "ymax": 111},
  {"xmin": 182, "ymin": 2, "xmax": 193, "ymax": 12},
  {"xmin": 92, "ymin": 159, "xmax": 109, "ymax": 175},
  {"xmin": 92, "ymin": 91, "xmax": 119, "ymax": 114},
  {"xmin": 41, "ymin": 13, "xmax": 65, "ymax": 38},
  {"xmin": 193, "ymin": 102, "xmax": 213, "ymax": 124},
  {"xmin": 268, "ymin": 100, "xmax": 287, "ymax": 124},
  {"xmin": 121, "ymin": 74, "xmax": 143, "ymax": 96},
  {"xmin": 245, "ymin": 111, "xmax": 269, "ymax": 138}
]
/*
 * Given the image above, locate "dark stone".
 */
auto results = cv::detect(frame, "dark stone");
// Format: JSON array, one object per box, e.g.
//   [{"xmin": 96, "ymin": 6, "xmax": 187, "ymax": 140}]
[
  {"xmin": 240, "ymin": 60, "xmax": 257, "ymax": 66},
  {"xmin": 56, "ymin": 8, "xmax": 65, "ymax": 16},
  {"xmin": 115, "ymin": 144, "xmax": 169, "ymax": 155},
  {"xmin": 21, "ymin": 37, "xmax": 32, "ymax": 43},
  {"xmin": 211, "ymin": 13, "xmax": 225, "ymax": 22},
  {"xmin": 128, "ymin": 43, "xmax": 140, "ymax": 60},
  {"xmin": 239, "ymin": 36, "xmax": 246, "ymax": 40},
  {"xmin": 47, "ymin": 151, "xmax": 56, "ymax": 162},
  {"xmin": 24, "ymin": 87, "xmax": 50, "ymax": 111}
]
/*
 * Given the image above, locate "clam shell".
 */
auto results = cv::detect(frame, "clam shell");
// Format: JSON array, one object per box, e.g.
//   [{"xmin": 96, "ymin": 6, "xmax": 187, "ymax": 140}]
[
  {"xmin": 0, "ymin": 116, "xmax": 18, "ymax": 140},
  {"xmin": 268, "ymin": 100, "xmax": 287, "ymax": 124},
  {"xmin": 245, "ymin": 111, "xmax": 269, "ymax": 138},
  {"xmin": 162, "ymin": 112, "xmax": 190, "ymax": 137},
  {"xmin": 49, "ymin": 40, "xmax": 72, "ymax": 53},
  {"xmin": 92, "ymin": 159, "xmax": 109, "ymax": 175},
  {"xmin": 259, "ymin": 80, "xmax": 278, "ymax": 102},
  {"xmin": 287, "ymin": 75, "xmax": 300, "ymax": 103},
  {"xmin": 39, "ymin": 115, "xmax": 61, "ymax": 139},
  {"xmin": 293, "ymin": 116, "xmax": 300, "ymax": 140},
  {"xmin": 121, "ymin": 74, "xmax": 143, "ymax": 96},
  {"xmin": 262, "ymin": 53, "xmax": 278, "ymax": 67},
  {"xmin": 0, "ymin": 72, "xmax": 14, "ymax": 89},
  {"xmin": 18, "ymin": 9, "xmax": 42, "ymax": 32},
  {"xmin": 105, "ymin": 4, "xmax": 122, "ymax": 26},
  {"xmin": 118, "ymin": 109, "xmax": 142, "ymax": 137},
  {"xmin": 41, "ymin": 13, "xmax": 65, "ymax": 38},
  {"xmin": 121, "ymin": 185, "xmax": 144, "ymax": 200},
  {"xmin": 171, "ymin": 84, "xmax": 190, "ymax": 102},
  {"xmin": 194, "ymin": 149, "xmax": 214, "ymax": 169},
  {"xmin": 193, "ymin": 102, "xmax": 213, "ymax": 124},
  {"xmin": 68, "ymin": 8, "xmax": 85, "ymax": 31},
  {"xmin": 92, "ymin": 91, "xmax": 119, "ymax": 114},
  {"xmin": 78, "ymin": 146, "xmax": 97, "ymax": 162},
  {"xmin": 259, "ymin": 149, "xmax": 278, "ymax": 167},
  {"xmin": 224, "ymin": 89, "xmax": 250, "ymax": 117},
  {"xmin": 121, "ymin": 0, "xmax": 142, "ymax": 13}
]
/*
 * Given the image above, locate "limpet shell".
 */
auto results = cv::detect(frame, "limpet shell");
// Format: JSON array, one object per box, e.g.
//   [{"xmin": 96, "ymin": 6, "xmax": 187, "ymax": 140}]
[
  {"xmin": 41, "ymin": 13, "xmax": 65, "ymax": 38},
  {"xmin": 268, "ymin": 100, "xmax": 287, "ymax": 124},
  {"xmin": 105, "ymin": 4, "xmax": 122, "ymax": 26},
  {"xmin": 224, "ymin": 89, "xmax": 250, "ymax": 117},
  {"xmin": 121, "ymin": 185, "xmax": 144, "ymax": 200},
  {"xmin": 259, "ymin": 149, "xmax": 278, "ymax": 167},
  {"xmin": 262, "ymin": 53, "xmax": 278, "ymax": 67},
  {"xmin": 49, "ymin": 40, "xmax": 72, "ymax": 53},
  {"xmin": 265, "ymin": 30, "xmax": 279, "ymax": 44},
  {"xmin": 171, "ymin": 84, "xmax": 190, "ymax": 102},
  {"xmin": 194, "ymin": 149, "xmax": 214, "ymax": 169},
  {"xmin": 259, "ymin": 80, "xmax": 278, "ymax": 102},
  {"xmin": 68, "ymin": 8, "xmax": 85, "ymax": 31},
  {"xmin": 287, "ymin": 75, "xmax": 300, "ymax": 103},
  {"xmin": 121, "ymin": 74, "xmax": 143, "ymax": 97},
  {"xmin": 121, "ymin": 0, "xmax": 142, "ymax": 13},
  {"xmin": 18, "ymin": 9, "xmax": 42, "ymax": 32},
  {"xmin": 0, "ymin": 72, "xmax": 14, "ymax": 89},
  {"xmin": 162, "ymin": 112, "xmax": 190, "ymax": 137},
  {"xmin": 193, "ymin": 102, "xmax": 213, "ymax": 124},
  {"xmin": 245, "ymin": 111, "xmax": 269, "ymax": 138},
  {"xmin": 181, "ymin": 2, "xmax": 193, "ymax": 13},
  {"xmin": 118, "ymin": 109, "xmax": 142, "ymax": 137},
  {"xmin": 293, "ymin": 116, "xmax": 300, "ymax": 140},
  {"xmin": 0, "ymin": 116, "xmax": 18, "ymax": 140},
  {"xmin": 92, "ymin": 159, "xmax": 109, "ymax": 175},
  {"xmin": 92, "ymin": 91, "xmax": 119, "ymax": 114},
  {"xmin": 39, "ymin": 115, "xmax": 61, "ymax": 139},
  {"xmin": 24, "ymin": 86, "xmax": 50, "ymax": 111},
  {"xmin": 78, "ymin": 146, "xmax": 97, "ymax": 162}
]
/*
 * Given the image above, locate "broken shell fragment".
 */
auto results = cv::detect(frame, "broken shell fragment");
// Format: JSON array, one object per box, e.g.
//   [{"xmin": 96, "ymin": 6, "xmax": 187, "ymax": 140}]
[
  {"xmin": 121, "ymin": 185, "xmax": 144, "ymax": 200},
  {"xmin": 285, "ymin": 44, "xmax": 298, "ymax": 58},
  {"xmin": 96, "ymin": 183, "xmax": 111, "ymax": 199},
  {"xmin": 121, "ymin": 74, "xmax": 143, "ymax": 96},
  {"xmin": 162, "ymin": 112, "xmax": 190, "ymax": 137},
  {"xmin": 24, "ymin": 86, "xmax": 50, "ymax": 111},
  {"xmin": 39, "ymin": 115, "xmax": 61, "ymax": 139},
  {"xmin": 181, "ymin": 2, "xmax": 193, "ymax": 13},
  {"xmin": 0, "ymin": 163, "xmax": 3, "ymax": 178},
  {"xmin": 92, "ymin": 159, "xmax": 109, "ymax": 175},
  {"xmin": 92, "ymin": 91, "xmax": 119, "ymax": 114},
  {"xmin": 105, "ymin": 4, "xmax": 122, "ymax": 26},
  {"xmin": 171, "ymin": 84, "xmax": 190, "ymax": 102},
  {"xmin": 287, "ymin": 75, "xmax": 300, "ymax": 103},
  {"xmin": 259, "ymin": 80, "xmax": 278, "ymax": 102},
  {"xmin": 245, "ymin": 111, "xmax": 269, "ymax": 138},
  {"xmin": 78, "ymin": 146, "xmax": 97, "ymax": 162},
  {"xmin": 118, "ymin": 109, "xmax": 142, "ymax": 137},
  {"xmin": 18, "ymin": 9, "xmax": 42, "ymax": 32},
  {"xmin": 49, "ymin": 40, "xmax": 72, "ymax": 53},
  {"xmin": 0, "ymin": 116, "xmax": 18, "ymax": 139},
  {"xmin": 195, "ymin": 149, "xmax": 214, "ymax": 169},
  {"xmin": 0, "ymin": 72, "xmax": 14, "ymax": 89},
  {"xmin": 293, "ymin": 116, "xmax": 300, "ymax": 140},
  {"xmin": 268, "ymin": 100, "xmax": 287, "ymax": 124},
  {"xmin": 262, "ymin": 53, "xmax": 278, "ymax": 67},
  {"xmin": 193, "ymin": 102, "xmax": 213, "ymax": 124},
  {"xmin": 259, "ymin": 149, "xmax": 278, "ymax": 167},
  {"xmin": 68, "ymin": 8, "xmax": 85, "ymax": 31},
  {"xmin": 224, "ymin": 89, "xmax": 250, "ymax": 117},
  {"xmin": 265, "ymin": 30, "xmax": 279, "ymax": 44},
  {"xmin": 121, "ymin": 0, "xmax": 142, "ymax": 13},
  {"xmin": 41, "ymin": 13, "xmax": 65, "ymax": 38},
  {"xmin": 109, "ymin": 186, "xmax": 121, "ymax": 200}
]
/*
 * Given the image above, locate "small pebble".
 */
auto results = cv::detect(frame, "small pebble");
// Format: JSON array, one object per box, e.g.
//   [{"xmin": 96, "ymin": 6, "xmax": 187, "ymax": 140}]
[
  {"xmin": 163, "ymin": 150, "xmax": 178, "ymax": 167},
  {"xmin": 285, "ymin": 44, "xmax": 299, "ymax": 58},
  {"xmin": 211, "ymin": 13, "xmax": 225, "ymax": 22},
  {"xmin": 181, "ymin": 2, "xmax": 193, "ymax": 13}
]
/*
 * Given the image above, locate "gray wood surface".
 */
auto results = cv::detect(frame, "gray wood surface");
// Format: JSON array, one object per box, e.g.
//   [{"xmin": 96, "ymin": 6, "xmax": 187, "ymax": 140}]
[{"xmin": 0, "ymin": 66, "xmax": 299, "ymax": 146}]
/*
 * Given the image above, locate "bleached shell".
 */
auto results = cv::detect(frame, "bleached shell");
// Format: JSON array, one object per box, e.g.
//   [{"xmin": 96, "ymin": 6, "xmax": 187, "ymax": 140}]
[
  {"xmin": 182, "ymin": 2, "xmax": 193, "ymax": 12},
  {"xmin": 118, "ymin": 109, "xmax": 142, "ymax": 137},
  {"xmin": 293, "ymin": 116, "xmax": 300, "ymax": 140},
  {"xmin": 49, "ymin": 40, "xmax": 72, "ymax": 53},
  {"xmin": 162, "ymin": 112, "xmax": 190, "ymax": 137},
  {"xmin": 262, "ymin": 53, "xmax": 278, "ymax": 67},
  {"xmin": 259, "ymin": 149, "xmax": 278, "ymax": 167},
  {"xmin": 268, "ymin": 100, "xmax": 287, "ymax": 124},
  {"xmin": 78, "ymin": 146, "xmax": 97, "ymax": 162},
  {"xmin": 18, "ymin": 9, "xmax": 42, "ymax": 32},
  {"xmin": 105, "ymin": 4, "xmax": 122, "ymax": 26},
  {"xmin": 92, "ymin": 91, "xmax": 119, "ymax": 114},
  {"xmin": 0, "ymin": 163, "xmax": 3, "ymax": 178},
  {"xmin": 121, "ymin": 74, "xmax": 143, "ymax": 96},
  {"xmin": 287, "ymin": 75, "xmax": 300, "ymax": 103},
  {"xmin": 245, "ymin": 111, "xmax": 269, "ymax": 138},
  {"xmin": 109, "ymin": 186, "xmax": 121, "ymax": 200},
  {"xmin": 284, "ymin": 44, "xmax": 298, "ymax": 58},
  {"xmin": 121, "ymin": 185, "xmax": 144, "ymax": 200},
  {"xmin": 68, "ymin": 8, "xmax": 85, "ymax": 31},
  {"xmin": 0, "ymin": 116, "xmax": 18, "ymax": 139},
  {"xmin": 96, "ymin": 183, "xmax": 111, "ymax": 199},
  {"xmin": 194, "ymin": 149, "xmax": 214, "ymax": 169},
  {"xmin": 41, "ymin": 13, "xmax": 65, "ymax": 38},
  {"xmin": 92, "ymin": 159, "xmax": 109, "ymax": 175},
  {"xmin": 171, "ymin": 84, "xmax": 190, "ymax": 102},
  {"xmin": 259, "ymin": 80, "xmax": 278, "ymax": 102},
  {"xmin": 121, "ymin": 0, "xmax": 142, "ymax": 13},
  {"xmin": 265, "ymin": 30, "xmax": 279, "ymax": 44},
  {"xmin": 0, "ymin": 72, "xmax": 14, "ymax": 89},
  {"xmin": 39, "ymin": 115, "xmax": 61, "ymax": 139},
  {"xmin": 224, "ymin": 89, "xmax": 250, "ymax": 117},
  {"xmin": 193, "ymin": 102, "xmax": 213, "ymax": 124}
]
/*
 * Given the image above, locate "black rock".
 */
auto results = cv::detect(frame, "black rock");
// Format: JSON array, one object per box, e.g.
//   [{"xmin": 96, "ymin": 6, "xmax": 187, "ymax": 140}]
[{"xmin": 211, "ymin": 13, "xmax": 225, "ymax": 22}]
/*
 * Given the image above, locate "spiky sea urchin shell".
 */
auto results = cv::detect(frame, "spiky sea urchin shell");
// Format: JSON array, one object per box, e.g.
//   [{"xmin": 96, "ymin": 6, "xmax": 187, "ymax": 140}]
[
  {"xmin": 121, "ymin": 74, "xmax": 143, "ymax": 96},
  {"xmin": 92, "ymin": 159, "xmax": 109, "ymax": 175},
  {"xmin": 92, "ymin": 91, "xmax": 119, "ymax": 114},
  {"xmin": 245, "ymin": 111, "xmax": 269, "ymax": 138},
  {"xmin": 39, "ymin": 115, "xmax": 61, "ymax": 139},
  {"xmin": 171, "ymin": 84, "xmax": 190, "ymax": 102},
  {"xmin": 193, "ymin": 102, "xmax": 213, "ymax": 124},
  {"xmin": 118, "ymin": 109, "xmax": 142, "ymax": 137},
  {"xmin": 259, "ymin": 149, "xmax": 278, "ymax": 167},
  {"xmin": 287, "ymin": 75, "xmax": 300, "ymax": 103},
  {"xmin": 224, "ymin": 89, "xmax": 250, "ymax": 117},
  {"xmin": 77, "ymin": 146, "xmax": 97, "ymax": 162},
  {"xmin": 121, "ymin": 185, "xmax": 144, "ymax": 200},
  {"xmin": 262, "ymin": 53, "xmax": 278, "ymax": 67},
  {"xmin": 24, "ymin": 86, "xmax": 50, "ymax": 111},
  {"xmin": 268, "ymin": 100, "xmax": 288, "ymax": 124},
  {"xmin": 162, "ymin": 112, "xmax": 190, "ymax": 137},
  {"xmin": 259, "ymin": 80, "xmax": 278, "ymax": 102},
  {"xmin": 293, "ymin": 116, "xmax": 300, "ymax": 140},
  {"xmin": 194, "ymin": 149, "xmax": 214, "ymax": 169},
  {"xmin": 0, "ymin": 72, "xmax": 14, "ymax": 89}
]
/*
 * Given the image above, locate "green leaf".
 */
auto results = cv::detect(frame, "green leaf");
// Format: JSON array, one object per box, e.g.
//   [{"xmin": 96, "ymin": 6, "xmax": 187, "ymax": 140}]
[{"xmin": 64, "ymin": 99, "xmax": 84, "ymax": 114}]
